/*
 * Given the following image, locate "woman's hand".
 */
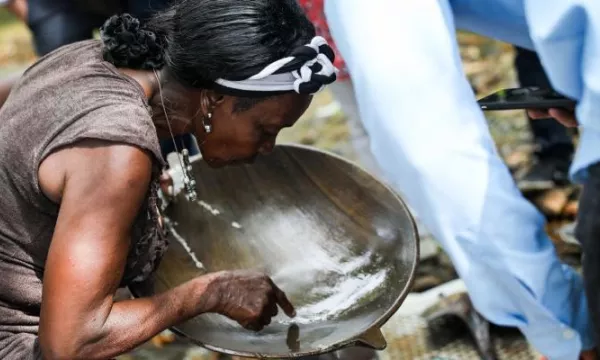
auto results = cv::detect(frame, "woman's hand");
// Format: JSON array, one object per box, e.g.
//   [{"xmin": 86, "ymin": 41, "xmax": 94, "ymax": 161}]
[
  {"xmin": 203, "ymin": 270, "xmax": 296, "ymax": 331},
  {"xmin": 528, "ymin": 107, "xmax": 578, "ymax": 128}
]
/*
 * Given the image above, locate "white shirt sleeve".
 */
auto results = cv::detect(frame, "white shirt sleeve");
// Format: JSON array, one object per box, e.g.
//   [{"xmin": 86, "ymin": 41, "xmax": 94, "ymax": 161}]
[
  {"xmin": 325, "ymin": 0, "xmax": 593, "ymax": 358},
  {"xmin": 524, "ymin": 0, "xmax": 600, "ymax": 181}
]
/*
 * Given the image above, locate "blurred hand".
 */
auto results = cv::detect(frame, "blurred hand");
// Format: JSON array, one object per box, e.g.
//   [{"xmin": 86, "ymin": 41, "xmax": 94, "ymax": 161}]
[
  {"xmin": 541, "ymin": 348, "xmax": 599, "ymax": 360},
  {"xmin": 6, "ymin": 0, "xmax": 28, "ymax": 23},
  {"xmin": 202, "ymin": 270, "xmax": 296, "ymax": 331},
  {"xmin": 528, "ymin": 107, "xmax": 578, "ymax": 128},
  {"xmin": 581, "ymin": 348, "xmax": 598, "ymax": 360}
]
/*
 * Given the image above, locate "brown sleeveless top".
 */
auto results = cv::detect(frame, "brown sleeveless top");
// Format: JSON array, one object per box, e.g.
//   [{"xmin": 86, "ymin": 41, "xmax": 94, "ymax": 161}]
[{"xmin": 0, "ymin": 40, "xmax": 168, "ymax": 359}]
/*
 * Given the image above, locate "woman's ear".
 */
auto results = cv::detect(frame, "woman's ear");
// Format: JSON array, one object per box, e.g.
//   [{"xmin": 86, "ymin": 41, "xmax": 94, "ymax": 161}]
[{"xmin": 201, "ymin": 90, "xmax": 226, "ymax": 114}]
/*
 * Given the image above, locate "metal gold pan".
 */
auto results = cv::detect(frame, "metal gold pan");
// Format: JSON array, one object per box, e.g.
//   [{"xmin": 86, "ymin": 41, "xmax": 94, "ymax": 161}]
[{"xmin": 131, "ymin": 144, "xmax": 419, "ymax": 358}]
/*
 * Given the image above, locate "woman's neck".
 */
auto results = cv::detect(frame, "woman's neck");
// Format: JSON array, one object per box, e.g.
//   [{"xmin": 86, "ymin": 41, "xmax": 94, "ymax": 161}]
[
  {"xmin": 118, "ymin": 68, "xmax": 194, "ymax": 140},
  {"xmin": 120, "ymin": 68, "xmax": 157, "ymax": 99}
]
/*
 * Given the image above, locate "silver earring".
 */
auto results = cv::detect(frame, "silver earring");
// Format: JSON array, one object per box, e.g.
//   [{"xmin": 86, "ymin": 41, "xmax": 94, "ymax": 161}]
[
  {"xmin": 181, "ymin": 149, "xmax": 197, "ymax": 201},
  {"xmin": 203, "ymin": 112, "xmax": 213, "ymax": 134}
]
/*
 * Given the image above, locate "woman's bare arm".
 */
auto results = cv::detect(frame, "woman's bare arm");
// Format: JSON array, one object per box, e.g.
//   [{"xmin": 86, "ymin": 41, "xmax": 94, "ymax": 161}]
[
  {"xmin": 38, "ymin": 141, "xmax": 215, "ymax": 359},
  {"xmin": 37, "ymin": 140, "xmax": 295, "ymax": 360}
]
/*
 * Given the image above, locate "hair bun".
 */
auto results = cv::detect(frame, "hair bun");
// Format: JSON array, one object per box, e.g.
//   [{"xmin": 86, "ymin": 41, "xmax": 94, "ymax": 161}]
[{"xmin": 100, "ymin": 13, "xmax": 166, "ymax": 70}]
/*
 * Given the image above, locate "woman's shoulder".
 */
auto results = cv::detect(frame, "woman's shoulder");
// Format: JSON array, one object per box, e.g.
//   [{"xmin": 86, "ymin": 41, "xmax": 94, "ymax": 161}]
[
  {"xmin": 4, "ymin": 40, "xmax": 163, "ymax": 165},
  {"xmin": 20, "ymin": 39, "xmax": 148, "ymax": 103}
]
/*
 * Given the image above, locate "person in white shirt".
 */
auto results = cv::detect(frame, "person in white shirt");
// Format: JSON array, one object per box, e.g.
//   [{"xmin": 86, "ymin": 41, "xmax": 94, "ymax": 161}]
[{"xmin": 325, "ymin": 1, "xmax": 600, "ymax": 359}]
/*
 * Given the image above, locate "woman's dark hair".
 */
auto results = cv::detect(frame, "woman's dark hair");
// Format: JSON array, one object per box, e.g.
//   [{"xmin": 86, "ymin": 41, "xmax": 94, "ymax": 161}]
[{"xmin": 100, "ymin": 0, "xmax": 316, "ymax": 89}]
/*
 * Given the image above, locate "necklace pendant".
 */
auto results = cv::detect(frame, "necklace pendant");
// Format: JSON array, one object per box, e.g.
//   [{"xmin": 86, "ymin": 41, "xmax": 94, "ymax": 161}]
[{"xmin": 181, "ymin": 149, "xmax": 198, "ymax": 201}]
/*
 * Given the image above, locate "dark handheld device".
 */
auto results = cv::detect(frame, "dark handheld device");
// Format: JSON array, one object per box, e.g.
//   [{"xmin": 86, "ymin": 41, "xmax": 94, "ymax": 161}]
[{"xmin": 478, "ymin": 87, "xmax": 576, "ymax": 111}]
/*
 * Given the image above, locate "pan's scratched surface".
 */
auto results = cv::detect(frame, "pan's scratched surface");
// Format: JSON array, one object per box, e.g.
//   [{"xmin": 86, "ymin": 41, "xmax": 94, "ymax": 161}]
[{"xmin": 132, "ymin": 144, "xmax": 419, "ymax": 358}]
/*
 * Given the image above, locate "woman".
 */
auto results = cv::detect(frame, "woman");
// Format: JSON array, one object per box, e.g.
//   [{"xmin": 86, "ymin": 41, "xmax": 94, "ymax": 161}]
[{"xmin": 0, "ymin": 0, "xmax": 337, "ymax": 358}]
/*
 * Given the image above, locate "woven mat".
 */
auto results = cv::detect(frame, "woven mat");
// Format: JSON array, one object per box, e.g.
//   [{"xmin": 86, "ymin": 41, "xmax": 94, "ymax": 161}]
[{"xmin": 378, "ymin": 313, "xmax": 537, "ymax": 360}]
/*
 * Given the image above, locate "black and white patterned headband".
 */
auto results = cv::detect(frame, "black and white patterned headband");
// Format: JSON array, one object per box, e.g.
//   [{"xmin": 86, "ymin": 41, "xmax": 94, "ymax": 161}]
[{"xmin": 213, "ymin": 36, "xmax": 338, "ymax": 96}]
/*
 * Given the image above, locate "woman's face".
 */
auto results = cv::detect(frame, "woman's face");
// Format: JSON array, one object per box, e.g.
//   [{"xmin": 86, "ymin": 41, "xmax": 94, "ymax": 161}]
[
  {"xmin": 149, "ymin": 77, "xmax": 312, "ymax": 167},
  {"xmin": 195, "ymin": 92, "xmax": 313, "ymax": 167}
]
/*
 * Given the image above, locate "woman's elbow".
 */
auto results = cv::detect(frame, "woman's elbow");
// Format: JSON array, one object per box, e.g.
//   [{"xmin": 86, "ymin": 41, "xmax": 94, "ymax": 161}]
[
  {"xmin": 40, "ymin": 346, "xmax": 81, "ymax": 360},
  {"xmin": 39, "ymin": 333, "xmax": 100, "ymax": 360}
]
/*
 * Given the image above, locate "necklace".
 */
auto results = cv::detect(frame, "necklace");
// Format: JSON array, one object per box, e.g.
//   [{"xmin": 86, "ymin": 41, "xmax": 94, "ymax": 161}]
[{"xmin": 153, "ymin": 69, "xmax": 198, "ymax": 201}]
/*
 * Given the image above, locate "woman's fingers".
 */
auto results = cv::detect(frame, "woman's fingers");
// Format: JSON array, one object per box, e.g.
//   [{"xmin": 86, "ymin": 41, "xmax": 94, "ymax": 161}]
[{"xmin": 270, "ymin": 281, "xmax": 296, "ymax": 318}]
